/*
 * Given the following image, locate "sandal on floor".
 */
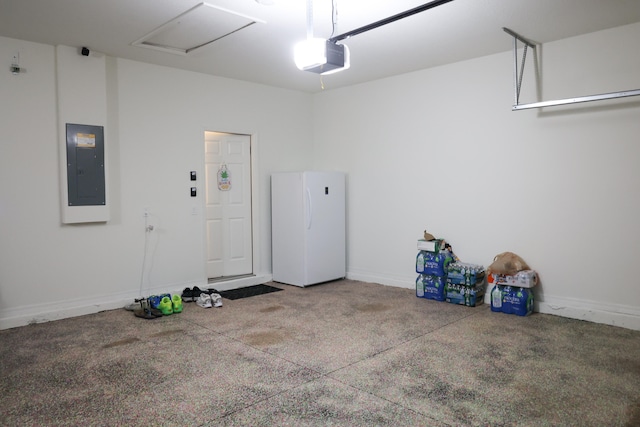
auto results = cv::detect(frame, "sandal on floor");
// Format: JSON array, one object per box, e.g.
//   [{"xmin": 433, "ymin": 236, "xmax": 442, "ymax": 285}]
[{"xmin": 134, "ymin": 308, "xmax": 159, "ymax": 319}]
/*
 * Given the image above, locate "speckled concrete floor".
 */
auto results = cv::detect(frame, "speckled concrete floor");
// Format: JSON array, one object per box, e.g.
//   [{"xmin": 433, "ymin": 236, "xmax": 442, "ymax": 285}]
[{"xmin": 1, "ymin": 280, "xmax": 639, "ymax": 426}]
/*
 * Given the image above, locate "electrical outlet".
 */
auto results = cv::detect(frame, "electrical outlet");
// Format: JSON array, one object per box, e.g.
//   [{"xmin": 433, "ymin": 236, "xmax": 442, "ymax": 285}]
[{"xmin": 11, "ymin": 52, "xmax": 21, "ymax": 75}]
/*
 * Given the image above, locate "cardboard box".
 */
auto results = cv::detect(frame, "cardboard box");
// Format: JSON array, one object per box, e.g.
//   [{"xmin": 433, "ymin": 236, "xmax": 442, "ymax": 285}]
[
  {"xmin": 417, "ymin": 239, "xmax": 442, "ymax": 252},
  {"xmin": 416, "ymin": 274, "xmax": 446, "ymax": 301},
  {"xmin": 488, "ymin": 270, "xmax": 538, "ymax": 288}
]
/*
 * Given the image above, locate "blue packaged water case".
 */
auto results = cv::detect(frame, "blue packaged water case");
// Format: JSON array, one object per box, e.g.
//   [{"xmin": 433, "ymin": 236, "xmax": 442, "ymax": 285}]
[
  {"xmin": 416, "ymin": 274, "xmax": 446, "ymax": 301},
  {"xmin": 498, "ymin": 285, "xmax": 534, "ymax": 316},
  {"xmin": 422, "ymin": 251, "xmax": 453, "ymax": 277},
  {"xmin": 444, "ymin": 281, "xmax": 485, "ymax": 307},
  {"xmin": 447, "ymin": 262, "xmax": 485, "ymax": 285}
]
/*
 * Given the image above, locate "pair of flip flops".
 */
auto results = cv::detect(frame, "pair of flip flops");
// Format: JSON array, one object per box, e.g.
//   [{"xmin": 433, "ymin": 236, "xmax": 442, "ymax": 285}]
[
  {"xmin": 181, "ymin": 286, "xmax": 213, "ymax": 302},
  {"xmin": 133, "ymin": 298, "xmax": 163, "ymax": 319}
]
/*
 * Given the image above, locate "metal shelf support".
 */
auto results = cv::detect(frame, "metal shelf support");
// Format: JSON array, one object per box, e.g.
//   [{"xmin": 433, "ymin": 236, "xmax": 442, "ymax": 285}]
[{"xmin": 503, "ymin": 27, "xmax": 640, "ymax": 111}]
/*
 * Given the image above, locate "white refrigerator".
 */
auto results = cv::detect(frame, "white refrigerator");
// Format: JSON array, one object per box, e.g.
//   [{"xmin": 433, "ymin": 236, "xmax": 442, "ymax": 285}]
[{"xmin": 271, "ymin": 171, "xmax": 346, "ymax": 287}]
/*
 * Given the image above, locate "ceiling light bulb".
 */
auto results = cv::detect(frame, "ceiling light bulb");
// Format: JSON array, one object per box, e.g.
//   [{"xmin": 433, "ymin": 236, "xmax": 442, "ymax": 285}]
[
  {"xmin": 294, "ymin": 39, "xmax": 350, "ymax": 75},
  {"xmin": 294, "ymin": 38, "xmax": 327, "ymax": 70}
]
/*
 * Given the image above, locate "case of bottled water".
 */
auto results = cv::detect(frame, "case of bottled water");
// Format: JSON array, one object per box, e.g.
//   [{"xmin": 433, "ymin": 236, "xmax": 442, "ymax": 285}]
[
  {"xmin": 416, "ymin": 250, "xmax": 453, "ymax": 277},
  {"xmin": 444, "ymin": 280, "xmax": 486, "ymax": 307},
  {"xmin": 490, "ymin": 285, "xmax": 534, "ymax": 316},
  {"xmin": 447, "ymin": 262, "xmax": 485, "ymax": 285},
  {"xmin": 416, "ymin": 274, "xmax": 446, "ymax": 301}
]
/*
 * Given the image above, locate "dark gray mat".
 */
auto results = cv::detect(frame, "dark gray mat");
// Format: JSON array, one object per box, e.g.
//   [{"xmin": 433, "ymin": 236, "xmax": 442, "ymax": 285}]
[{"xmin": 212, "ymin": 284, "xmax": 283, "ymax": 300}]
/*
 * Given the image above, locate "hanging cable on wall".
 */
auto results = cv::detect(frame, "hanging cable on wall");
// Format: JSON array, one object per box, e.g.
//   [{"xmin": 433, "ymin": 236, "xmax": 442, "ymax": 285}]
[
  {"xmin": 330, "ymin": 0, "xmax": 338, "ymax": 39},
  {"xmin": 127, "ymin": 210, "xmax": 160, "ymax": 318}
]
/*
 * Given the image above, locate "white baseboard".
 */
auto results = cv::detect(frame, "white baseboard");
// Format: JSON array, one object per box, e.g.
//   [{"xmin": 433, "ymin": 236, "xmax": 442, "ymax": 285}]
[
  {"xmin": 347, "ymin": 270, "xmax": 414, "ymax": 289},
  {"xmin": 480, "ymin": 289, "xmax": 640, "ymax": 331},
  {"xmin": 0, "ymin": 274, "xmax": 272, "ymax": 330},
  {"xmin": 349, "ymin": 270, "xmax": 640, "ymax": 331},
  {"xmin": 0, "ymin": 289, "xmax": 141, "ymax": 330},
  {"xmin": 533, "ymin": 294, "xmax": 640, "ymax": 331},
  {"xmin": 4, "ymin": 272, "xmax": 637, "ymax": 332}
]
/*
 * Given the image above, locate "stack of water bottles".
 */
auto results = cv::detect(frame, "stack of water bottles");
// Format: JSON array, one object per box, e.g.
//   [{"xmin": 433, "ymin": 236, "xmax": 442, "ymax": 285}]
[
  {"xmin": 485, "ymin": 251, "xmax": 536, "ymax": 316},
  {"xmin": 445, "ymin": 262, "xmax": 486, "ymax": 307},
  {"xmin": 415, "ymin": 239, "xmax": 454, "ymax": 302},
  {"xmin": 489, "ymin": 270, "xmax": 537, "ymax": 316}
]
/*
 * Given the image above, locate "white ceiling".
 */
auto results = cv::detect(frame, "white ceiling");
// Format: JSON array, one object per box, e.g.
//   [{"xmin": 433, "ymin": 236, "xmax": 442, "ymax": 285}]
[{"xmin": 2, "ymin": 0, "xmax": 640, "ymax": 93}]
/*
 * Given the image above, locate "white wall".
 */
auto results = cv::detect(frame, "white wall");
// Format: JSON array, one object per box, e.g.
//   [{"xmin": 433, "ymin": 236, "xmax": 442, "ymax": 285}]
[
  {"xmin": 56, "ymin": 45, "xmax": 110, "ymax": 223},
  {"xmin": 312, "ymin": 22, "xmax": 640, "ymax": 330},
  {"xmin": 2, "ymin": 22, "xmax": 640, "ymax": 331},
  {"xmin": 0, "ymin": 36, "xmax": 313, "ymax": 329}
]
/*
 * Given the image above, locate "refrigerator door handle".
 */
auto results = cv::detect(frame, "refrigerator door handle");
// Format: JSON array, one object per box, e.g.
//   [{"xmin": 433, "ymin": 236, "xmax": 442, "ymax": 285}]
[{"xmin": 305, "ymin": 188, "xmax": 312, "ymax": 229}]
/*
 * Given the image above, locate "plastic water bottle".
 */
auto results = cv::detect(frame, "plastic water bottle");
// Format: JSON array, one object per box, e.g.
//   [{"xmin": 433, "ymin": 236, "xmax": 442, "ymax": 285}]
[
  {"xmin": 416, "ymin": 276, "xmax": 425, "ymax": 297},
  {"xmin": 491, "ymin": 285, "xmax": 502, "ymax": 312},
  {"xmin": 416, "ymin": 252, "xmax": 425, "ymax": 273}
]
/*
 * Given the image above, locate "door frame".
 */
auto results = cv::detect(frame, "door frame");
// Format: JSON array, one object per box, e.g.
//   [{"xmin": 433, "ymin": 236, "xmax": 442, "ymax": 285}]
[{"xmin": 200, "ymin": 129, "xmax": 270, "ymax": 291}]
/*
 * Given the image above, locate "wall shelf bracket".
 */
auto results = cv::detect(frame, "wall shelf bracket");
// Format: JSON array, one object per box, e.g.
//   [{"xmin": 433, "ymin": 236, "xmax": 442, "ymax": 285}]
[{"xmin": 503, "ymin": 27, "xmax": 640, "ymax": 111}]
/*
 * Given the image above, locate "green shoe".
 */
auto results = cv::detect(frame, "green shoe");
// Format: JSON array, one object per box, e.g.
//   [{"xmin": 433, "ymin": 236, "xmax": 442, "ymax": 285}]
[
  {"xmin": 172, "ymin": 294, "xmax": 183, "ymax": 313},
  {"xmin": 159, "ymin": 296, "xmax": 173, "ymax": 315}
]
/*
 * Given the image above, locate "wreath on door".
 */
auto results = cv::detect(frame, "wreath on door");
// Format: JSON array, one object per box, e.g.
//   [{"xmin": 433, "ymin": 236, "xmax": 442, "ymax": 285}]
[{"xmin": 217, "ymin": 164, "xmax": 231, "ymax": 191}]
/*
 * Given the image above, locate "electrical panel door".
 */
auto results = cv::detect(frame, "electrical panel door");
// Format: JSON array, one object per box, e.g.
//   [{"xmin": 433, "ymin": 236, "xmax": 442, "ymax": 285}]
[{"xmin": 65, "ymin": 123, "xmax": 105, "ymax": 206}]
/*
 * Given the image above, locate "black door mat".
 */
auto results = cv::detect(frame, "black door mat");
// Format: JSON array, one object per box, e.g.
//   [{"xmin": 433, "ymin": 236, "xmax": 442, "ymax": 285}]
[{"xmin": 211, "ymin": 284, "xmax": 283, "ymax": 300}]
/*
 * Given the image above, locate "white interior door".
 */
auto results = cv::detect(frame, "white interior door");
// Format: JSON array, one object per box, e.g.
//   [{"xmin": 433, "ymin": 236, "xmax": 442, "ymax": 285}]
[{"xmin": 204, "ymin": 132, "xmax": 252, "ymax": 279}]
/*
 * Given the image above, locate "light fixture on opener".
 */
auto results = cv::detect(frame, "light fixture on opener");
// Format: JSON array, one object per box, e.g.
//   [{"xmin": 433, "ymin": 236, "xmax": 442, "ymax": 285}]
[
  {"xmin": 294, "ymin": 0, "xmax": 455, "ymax": 75},
  {"xmin": 294, "ymin": 0, "xmax": 349, "ymax": 75},
  {"xmin": 294, "ymin": 38, "xmax": 350, "ymax": 75}
]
